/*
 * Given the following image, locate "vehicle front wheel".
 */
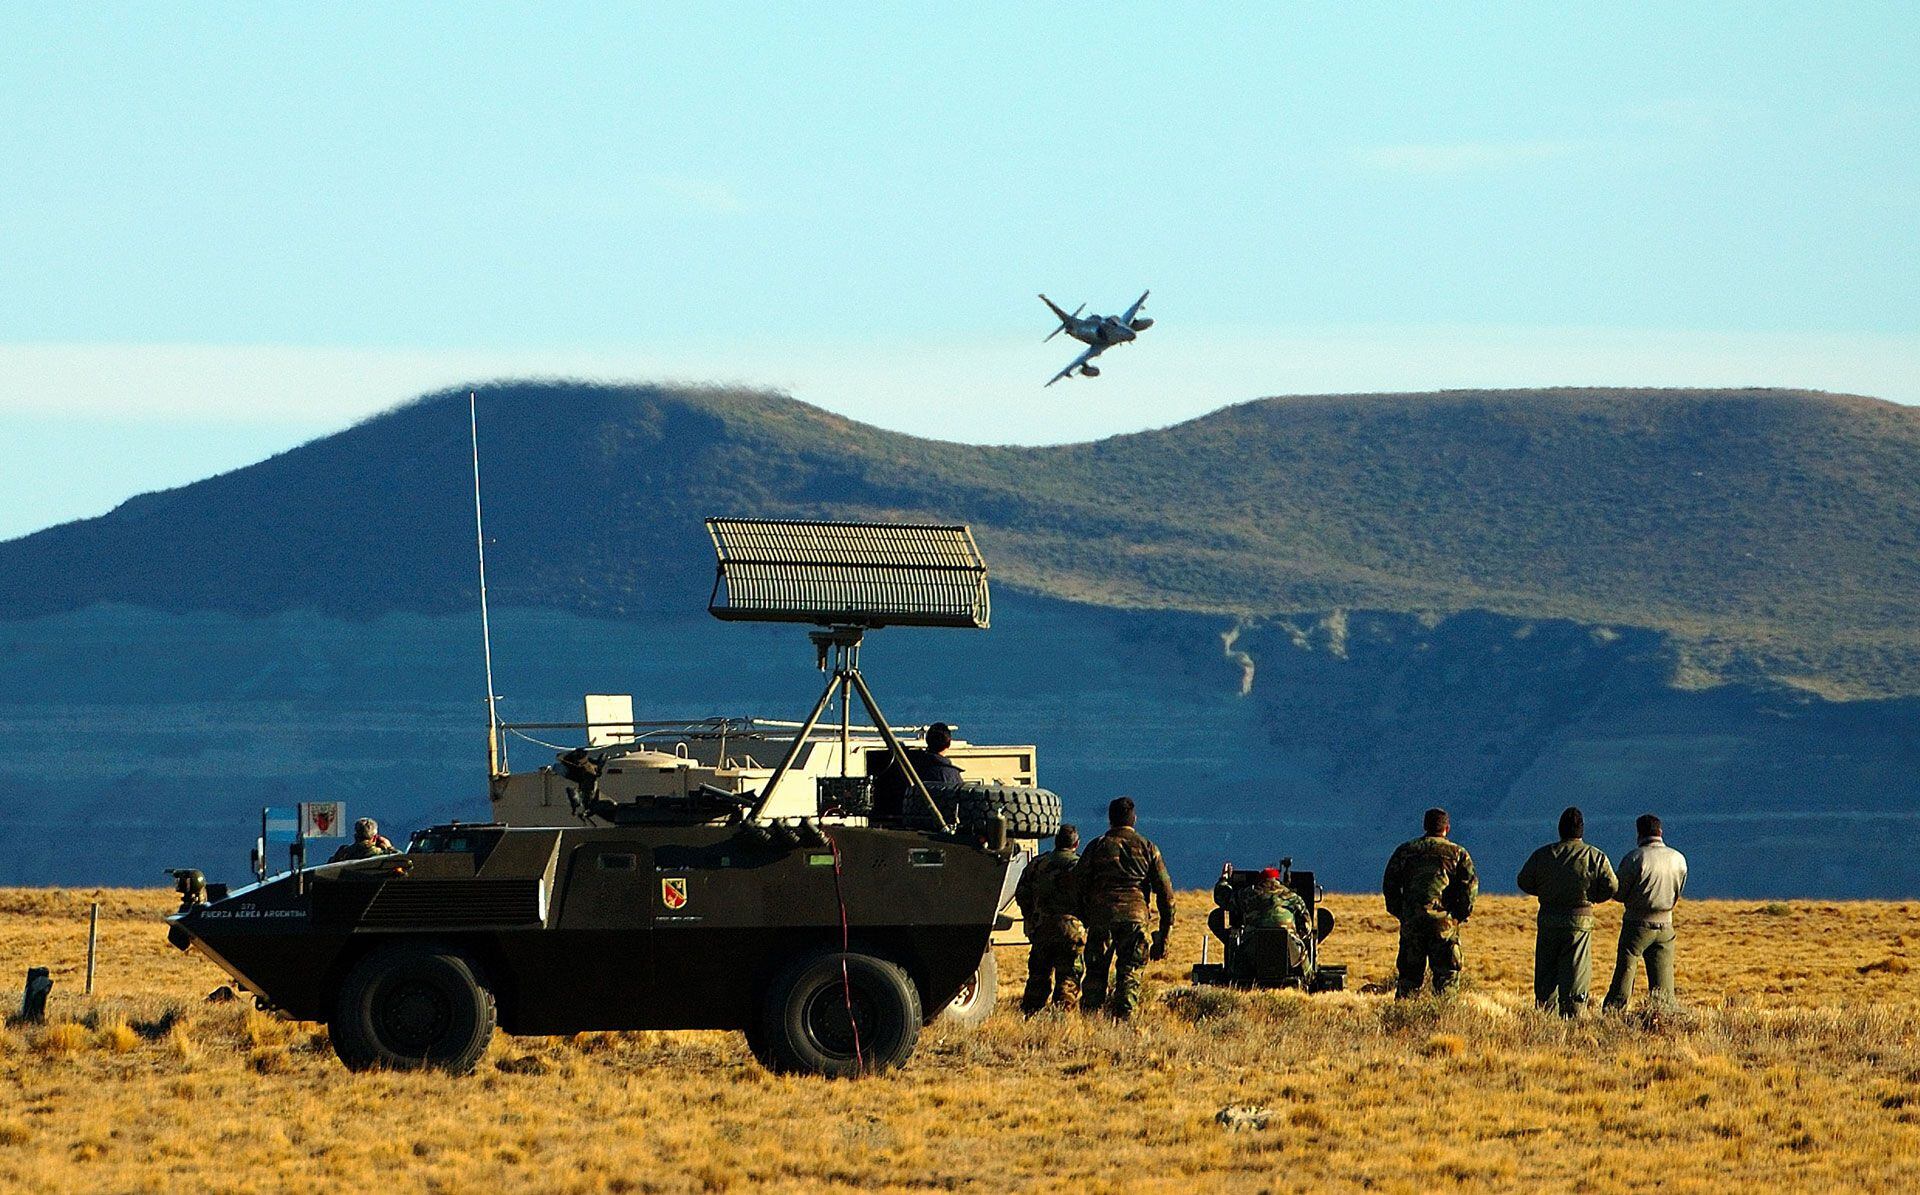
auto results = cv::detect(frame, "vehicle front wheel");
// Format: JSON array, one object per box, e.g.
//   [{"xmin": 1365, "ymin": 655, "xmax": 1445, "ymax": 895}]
[
  {"xmin": 329, "ymin": 943, "xmax": 496, "ymax": 1074},
  {"xmin": 758, "ymin": 950, "xmax": 921, "ymax": 1077}
]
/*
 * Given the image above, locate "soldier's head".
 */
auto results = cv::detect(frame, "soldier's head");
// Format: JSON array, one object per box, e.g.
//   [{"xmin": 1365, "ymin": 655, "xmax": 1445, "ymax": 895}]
[
  {"xmin": 1423, "ymin": 807, "xmax": 1449, "ymax": 837},
  {"xmin": 1636, "ymin": 812, "xmax": 1663, "ymax": 840},
  {"xmin": 1108, "ymin": 796, "xmax": 1137, "ymax": 828},
  {"xmin": 925, "ymin": 723, "xmax": 952, "ymax": 753},
  {"xmin": 354, "ymin": 817, "xmax": 378, "ymax": 842},
  {"xmin": 1055, "ymin": 823, "xmax": 1079, "ymax": 850},
  {"xmin": 1558, "ymin": 806, "xmax": 1584, "ymax": 840}
]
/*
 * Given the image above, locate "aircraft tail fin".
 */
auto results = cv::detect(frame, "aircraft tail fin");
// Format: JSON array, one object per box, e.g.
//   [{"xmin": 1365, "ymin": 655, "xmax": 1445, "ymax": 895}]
[{"xmin": 1039, "ymin": 294, "xmax": 1083, "ymax": 341}]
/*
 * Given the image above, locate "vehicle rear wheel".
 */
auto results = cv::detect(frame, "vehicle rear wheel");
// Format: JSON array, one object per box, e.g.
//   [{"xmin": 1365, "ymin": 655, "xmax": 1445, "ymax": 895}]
[
  {"xmin": 743, "ymin": 1014, "xmax": 776, "ymax": 1070},
  {"xmin": 329, "ymin": 943, "xmax": 496, "ymax": 1074},
  {"xmin": 758, "ymin": 950, "xmax": 921, "ymax": 1077},
  {"xmin": 935, "ymin": 946, "xmax": 997, "ymax": 1028}
]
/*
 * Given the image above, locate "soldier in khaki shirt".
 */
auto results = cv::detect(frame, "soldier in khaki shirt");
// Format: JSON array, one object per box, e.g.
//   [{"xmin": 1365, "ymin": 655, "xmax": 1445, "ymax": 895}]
[
  {"xmin": 1605, "ymin": 813, "xmax": 1689, "ymax": 1010},
  {"xmin": 1516, "ymin": 806, "xmax": 1618, "ymax": 1016}
]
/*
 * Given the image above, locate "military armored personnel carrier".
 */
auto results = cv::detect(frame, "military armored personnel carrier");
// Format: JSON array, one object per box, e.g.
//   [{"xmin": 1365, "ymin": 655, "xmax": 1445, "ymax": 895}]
[{"xmin": 167, "ymin": 519, "xmax": 1061, "ymax": 1075}]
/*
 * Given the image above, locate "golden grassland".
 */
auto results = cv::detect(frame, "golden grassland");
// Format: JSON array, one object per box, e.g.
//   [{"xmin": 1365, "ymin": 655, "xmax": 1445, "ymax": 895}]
[{"xmin": 2, "ymin": 887, "xmax": 1918, "ymax": 1193}]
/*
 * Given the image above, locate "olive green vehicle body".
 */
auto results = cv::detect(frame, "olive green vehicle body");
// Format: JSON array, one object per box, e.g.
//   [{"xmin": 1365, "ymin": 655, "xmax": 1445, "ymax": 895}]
[{"xmin": 166, "ymin": 819, "xmax": 1015, "ymax": 1036}]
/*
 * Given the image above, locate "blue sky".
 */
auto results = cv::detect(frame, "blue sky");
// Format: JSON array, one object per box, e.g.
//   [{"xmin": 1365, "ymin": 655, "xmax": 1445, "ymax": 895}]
[{"xmin": 2, "ymin": 3, "xmax": 1916, "ymax": 538}]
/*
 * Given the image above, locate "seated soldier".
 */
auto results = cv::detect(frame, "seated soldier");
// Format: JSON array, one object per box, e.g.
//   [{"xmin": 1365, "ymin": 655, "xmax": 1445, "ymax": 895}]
[
  {"xmin": 329, "ymin": 818, "xmax": 398, "ymax": 863},
  {"xmin": 1209, "ymin": 864, "xmax": 1311, "ymax": 963},
  {"xmin": 871, "ymin": 722, "xmax": 964, "ymax": 821}
]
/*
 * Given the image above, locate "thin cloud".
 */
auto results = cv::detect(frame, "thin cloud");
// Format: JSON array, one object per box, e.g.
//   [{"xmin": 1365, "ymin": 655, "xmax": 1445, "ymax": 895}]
[{"xmin": 1354, "ymin": 140, "xmax": 1580, "ymax": 175}]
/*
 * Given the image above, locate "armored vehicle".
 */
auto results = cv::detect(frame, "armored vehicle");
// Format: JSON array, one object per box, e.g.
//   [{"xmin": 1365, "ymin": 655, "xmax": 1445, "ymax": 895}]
[
  {"xmin": 167, "ymin": 518, "xmax": 1061, "ymax": 1075},
  {"xmin": 1190, "ymin": 865, "xmax": 1347, "ymax": 993}
]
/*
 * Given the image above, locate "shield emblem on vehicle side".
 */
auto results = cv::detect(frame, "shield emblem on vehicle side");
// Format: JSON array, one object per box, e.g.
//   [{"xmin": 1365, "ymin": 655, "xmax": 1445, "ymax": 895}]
[{"xmin": 660, "ymin": 877, "xmax": 688, "ymax": 910}]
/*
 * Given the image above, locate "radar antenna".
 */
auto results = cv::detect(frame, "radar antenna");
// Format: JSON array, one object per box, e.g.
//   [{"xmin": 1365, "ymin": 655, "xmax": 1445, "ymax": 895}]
[{"xmin": 705, "ymin": 518, "xmax": 990, "ymax": 828}]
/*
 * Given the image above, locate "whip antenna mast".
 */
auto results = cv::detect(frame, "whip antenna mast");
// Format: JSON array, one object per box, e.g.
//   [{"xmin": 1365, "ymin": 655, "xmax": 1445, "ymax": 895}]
[{"xmin": 470, "ymin": 391, "xmax": 503, "ymax": 776}]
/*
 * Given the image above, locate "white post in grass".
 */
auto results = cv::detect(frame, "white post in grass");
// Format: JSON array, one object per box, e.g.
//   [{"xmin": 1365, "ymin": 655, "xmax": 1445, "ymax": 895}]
[{"xmin": 85, "ymin": 901, "xmax": 99, "ymax": 995}]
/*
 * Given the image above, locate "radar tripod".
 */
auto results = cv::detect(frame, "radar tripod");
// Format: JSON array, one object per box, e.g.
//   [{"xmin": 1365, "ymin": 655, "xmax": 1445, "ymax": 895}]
[{"xmin": 746, "ymin": 626, "xmax": 950, "ymax": 830}]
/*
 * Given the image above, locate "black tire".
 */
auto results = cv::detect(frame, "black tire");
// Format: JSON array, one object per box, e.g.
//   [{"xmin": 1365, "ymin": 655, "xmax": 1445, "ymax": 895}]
[
  {"xmin": 935, "ymin": 946, "xmax": 997, "ymax": 1029},
  {"xmin": 329, "ymin": 943, "xmax": 496, "ymax": 1074},
  {"xmin": 757, "ymin": 950, "xmax": 921, "ymax": 1077},
  {"xmin": 927, "ymin": 782, "xmax": 1063, "ymax": 839},
  {"xmin": 743, "ymin": 1014, "xmax": 776, "ymax": 1070}
]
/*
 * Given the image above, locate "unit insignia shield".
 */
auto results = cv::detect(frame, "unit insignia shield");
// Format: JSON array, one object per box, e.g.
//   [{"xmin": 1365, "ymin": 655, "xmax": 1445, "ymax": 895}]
[{"xmin": 660, "ymin": 877, "xmax": 689, "ymax": 910}]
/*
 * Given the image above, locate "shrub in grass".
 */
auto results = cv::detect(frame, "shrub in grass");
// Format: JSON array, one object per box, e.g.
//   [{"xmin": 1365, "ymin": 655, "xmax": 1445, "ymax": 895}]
[
  {"xmin": 33, "ymin": 1022, "xmax": 89, "ymax": 1054},
  {"xmin": 1163, "ymin": 986, "xmax": 1239, "ymax": 1023}
]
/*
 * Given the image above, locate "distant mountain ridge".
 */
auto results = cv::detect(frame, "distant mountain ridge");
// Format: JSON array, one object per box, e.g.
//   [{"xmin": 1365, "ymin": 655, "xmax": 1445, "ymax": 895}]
[{"xmin": 3, "ymin": 382, "xmax": 1917, "ymax": 694}]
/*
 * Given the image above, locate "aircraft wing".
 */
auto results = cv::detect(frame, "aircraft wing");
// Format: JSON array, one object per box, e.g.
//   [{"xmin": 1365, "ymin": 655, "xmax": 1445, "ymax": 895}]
[
  {"xmin": 1045, "ymin": 342, "xmax": 1104, "ymax": 387},
  {"xmin": 1120, "ymin": 289, "xmax": 1150, "ymax": 326}
]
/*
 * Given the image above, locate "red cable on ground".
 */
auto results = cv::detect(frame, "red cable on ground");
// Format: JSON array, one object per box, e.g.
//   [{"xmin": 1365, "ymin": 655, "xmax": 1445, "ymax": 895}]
[{"xmin": 824, "ymin": 830, "xmax": 865, "ymax": 1074}]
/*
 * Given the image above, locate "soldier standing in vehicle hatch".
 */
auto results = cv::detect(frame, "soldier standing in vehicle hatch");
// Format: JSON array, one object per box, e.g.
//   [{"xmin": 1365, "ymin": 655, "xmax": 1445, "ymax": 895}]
[
  {"xmin": 1073, "ymin": 797, "xmax": 1176, "ymax": 1019},
  {"xmin": 1015, "ymin": 823, "xmax": 1086, "ymax": 1013},
  {"xmin": 872, "ymin": 722, "xmax": 964, "ymax": 821},
  {"xmin": 1381, "ymin": 807, "xmax": 1479, "ymax": 997},
  {"xmin": 328, "ymin": 818, "xmax": 399, "ymax": 863}
]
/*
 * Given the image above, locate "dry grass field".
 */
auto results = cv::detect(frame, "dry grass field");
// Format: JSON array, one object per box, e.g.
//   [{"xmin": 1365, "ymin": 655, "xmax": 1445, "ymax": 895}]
[{"xmin": 3, "ymin": 887, "xmax": 1918, "ymax": 1193}]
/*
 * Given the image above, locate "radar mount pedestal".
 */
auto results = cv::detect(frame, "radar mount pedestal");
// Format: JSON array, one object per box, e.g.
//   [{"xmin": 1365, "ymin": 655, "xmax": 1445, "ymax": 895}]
[{"xmin": 747, "ymin": 625, "xmax": 946, "ymax": 828}]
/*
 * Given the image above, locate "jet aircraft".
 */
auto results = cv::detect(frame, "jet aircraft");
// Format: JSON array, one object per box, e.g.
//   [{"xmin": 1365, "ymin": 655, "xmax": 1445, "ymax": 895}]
[{"xmin": 1039, "ymin": 290, "xmax": 1152, "ymax": 386}]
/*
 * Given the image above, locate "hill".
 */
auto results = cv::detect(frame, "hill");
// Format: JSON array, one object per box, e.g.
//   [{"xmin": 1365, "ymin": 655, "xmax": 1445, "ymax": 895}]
[{"xmin": 2, "ymin": 382, "xmax": 1916, "ymax": 694}]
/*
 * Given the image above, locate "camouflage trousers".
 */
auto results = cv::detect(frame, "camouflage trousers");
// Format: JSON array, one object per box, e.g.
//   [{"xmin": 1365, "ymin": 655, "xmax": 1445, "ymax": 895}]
[
  {"xmin": 1081, "ymin": 919, "xmax": 1150, "ymax": 1018},
  {"xmin": 1021, "ymin": 927, "xmax": 1087, "ymax": 1015},
  {"xmin": 1395, "ymin": 916, "xmax": 1464, "ymax": 998}
]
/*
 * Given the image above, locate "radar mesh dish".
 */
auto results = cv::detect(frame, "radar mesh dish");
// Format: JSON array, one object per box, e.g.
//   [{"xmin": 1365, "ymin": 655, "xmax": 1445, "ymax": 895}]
[{"xmin": 705, "ymin": 518, "xmax": 989, "ymax": 629}]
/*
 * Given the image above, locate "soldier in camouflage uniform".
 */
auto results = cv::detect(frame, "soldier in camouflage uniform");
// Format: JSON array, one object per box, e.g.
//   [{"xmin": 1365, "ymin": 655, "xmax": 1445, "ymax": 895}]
[
  {"xmin": 1516, "ymin": 806, "xmax": 1618, "ymax": 1016},
  {"xmin": 1209, "ymin": 863, "xmax": 1310, "ymax": 944},
  {"xmin": 328, "ymin": 818, "xmax": 398, "ymax": 863},
  {"xmin": 1015, "ymin": 824, "xmax": 1086, "ymax": 1014},
  {"xmin": 1381, "ymin": 807, "xmax": 1479, "ymax": 998},
  {"xmin": 1073, "ymin": 797, "xmax": 1176, "ymax": 1019}
]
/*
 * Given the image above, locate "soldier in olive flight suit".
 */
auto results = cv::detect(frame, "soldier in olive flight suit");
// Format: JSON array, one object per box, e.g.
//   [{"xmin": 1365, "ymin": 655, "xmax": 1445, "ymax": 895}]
[
  {"xmin": 1015, "ymin": 824, "xmax": 1086, "ymax": 1014},
  {"xmin": 1381, "ymin": 808, "xmax": 1479, "ymax": 997},
  {"xmin": 1073, "ymin": 797, "xmax": 1176, "ymax": 1019},
  {"xmin": 1516, "ymin": 806, "xmax": 1619, "ymax": 1016}
]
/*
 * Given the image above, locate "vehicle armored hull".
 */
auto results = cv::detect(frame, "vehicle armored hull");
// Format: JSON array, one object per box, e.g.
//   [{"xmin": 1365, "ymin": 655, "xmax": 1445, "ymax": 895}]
[{"xmin": 170, "ymin": 822, "xmax": 1015, "ymax": 1067}]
